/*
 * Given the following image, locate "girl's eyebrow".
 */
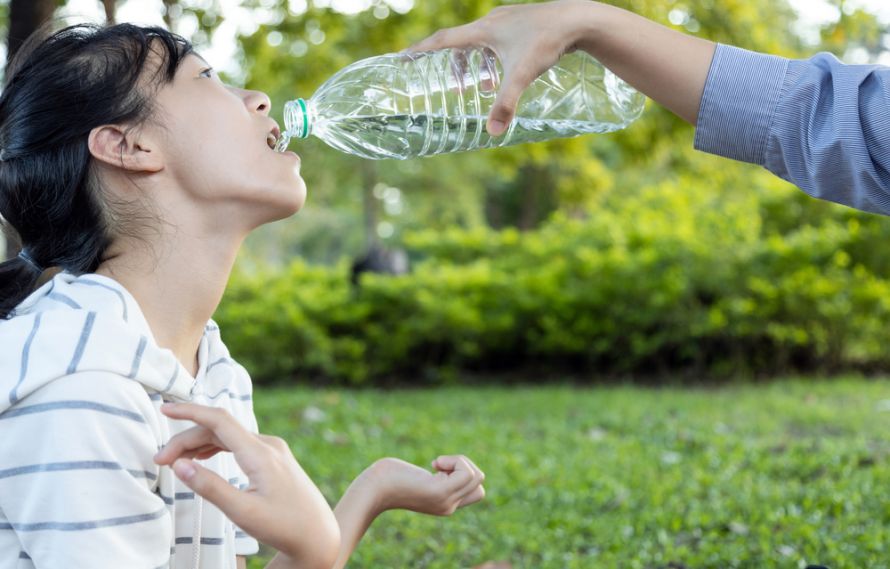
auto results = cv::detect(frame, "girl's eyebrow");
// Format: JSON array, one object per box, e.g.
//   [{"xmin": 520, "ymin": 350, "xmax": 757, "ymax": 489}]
[{"xmin": 192, "ymin": 53, "xmax": 210, "ymax": 67}]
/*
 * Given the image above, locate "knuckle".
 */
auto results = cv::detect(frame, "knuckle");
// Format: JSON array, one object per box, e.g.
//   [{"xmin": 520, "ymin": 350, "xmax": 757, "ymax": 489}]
[
  {"xmin": 435, "ymin": 486, "xmax": 452, "ymax": 503},
  {"xmin": 211, "ymin": 407, "xmax": 230, "ymax": 419},
  {"xmin": 430, "ymin": 29, "xmax": 448, "ymax": 42},
  {"xmin": 189, "ymin": 474, "xmax": 210, "ymax": 496},
  {"xmin": 267, "ymin": 436, "xmax": 291, "ymax": 454},
  {"xmin": 228, "ymin": 496, "xmax": 259, "ymax": 528}
]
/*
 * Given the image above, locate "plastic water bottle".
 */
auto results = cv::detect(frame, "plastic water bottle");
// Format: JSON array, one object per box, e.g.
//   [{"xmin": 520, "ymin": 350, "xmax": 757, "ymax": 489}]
[{"xmin": 275, "ymin": 47, "xmax": 645, "ymax": 160}]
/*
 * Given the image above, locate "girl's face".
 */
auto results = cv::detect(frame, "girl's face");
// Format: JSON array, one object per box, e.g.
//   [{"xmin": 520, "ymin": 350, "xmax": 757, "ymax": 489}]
[{"xmin": 149, "ymin": 53, "xmax": 306, "ymax": 228}]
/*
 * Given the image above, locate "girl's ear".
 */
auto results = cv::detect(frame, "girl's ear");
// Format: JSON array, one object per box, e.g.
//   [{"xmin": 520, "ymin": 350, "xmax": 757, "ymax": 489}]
[{"xmin": 88, "ymin": 124, "xmax": 164, "ymax": 173}]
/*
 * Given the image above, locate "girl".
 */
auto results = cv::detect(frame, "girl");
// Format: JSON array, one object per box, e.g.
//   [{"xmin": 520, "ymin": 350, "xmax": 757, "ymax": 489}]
[{"xmin": 0, "ymin": 23, "xmax": 485, "ymax": 569}]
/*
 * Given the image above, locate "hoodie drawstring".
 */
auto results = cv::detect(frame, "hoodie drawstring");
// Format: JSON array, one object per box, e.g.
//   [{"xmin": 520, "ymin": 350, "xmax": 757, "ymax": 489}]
[{"xmin": 191, "ymin": 478, "xmax": 204, "ymax": 569}]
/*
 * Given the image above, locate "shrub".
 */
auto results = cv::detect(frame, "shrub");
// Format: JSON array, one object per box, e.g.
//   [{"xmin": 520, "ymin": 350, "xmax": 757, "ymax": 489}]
[{"xmin": 216, "ymin": 169, "xmax": 890, "ymax": 385}]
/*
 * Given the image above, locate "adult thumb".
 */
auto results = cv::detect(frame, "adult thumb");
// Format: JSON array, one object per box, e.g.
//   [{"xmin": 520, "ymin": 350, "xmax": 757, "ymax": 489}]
[
  {"xmin": 488, "ymin": 69, "xmax": 529, "ymax": 136},
  {"xmin": 173, "ymin": 458, "xmax": 243, "ymax": 511}
]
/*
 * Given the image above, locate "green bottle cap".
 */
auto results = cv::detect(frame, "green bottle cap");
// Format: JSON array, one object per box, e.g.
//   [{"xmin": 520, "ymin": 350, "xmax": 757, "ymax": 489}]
[
  {"xmin": 297, "ymin": 98, "xmax": 309, "ymax": 139},
  {"xmin": 283, "ymin": 98, "xmax": 311, "ymax": 139}
]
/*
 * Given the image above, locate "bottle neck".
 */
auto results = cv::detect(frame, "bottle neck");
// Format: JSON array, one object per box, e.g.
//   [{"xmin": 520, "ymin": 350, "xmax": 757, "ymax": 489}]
[{"xmin": 283, "ymin": 98, "xmax": 313, "ymax": 139}]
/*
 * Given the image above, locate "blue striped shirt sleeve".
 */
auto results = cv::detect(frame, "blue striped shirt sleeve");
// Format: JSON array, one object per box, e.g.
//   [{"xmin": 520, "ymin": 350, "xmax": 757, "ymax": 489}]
[{"xmin": 694, "ymin": 44, "xmax": 890, "ymax": 215}]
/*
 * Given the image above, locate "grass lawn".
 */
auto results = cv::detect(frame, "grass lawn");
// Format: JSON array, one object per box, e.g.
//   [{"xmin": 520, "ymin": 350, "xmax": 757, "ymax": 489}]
[{"xmin": 246, "ymin": 378, "xmax": 890, "ymax": 569}]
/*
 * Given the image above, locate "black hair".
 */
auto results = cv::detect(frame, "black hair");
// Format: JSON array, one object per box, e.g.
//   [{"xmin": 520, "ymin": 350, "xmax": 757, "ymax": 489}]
[{"xmin": 0, "ymin": 23, "xmax": 193, "ymax": 318}]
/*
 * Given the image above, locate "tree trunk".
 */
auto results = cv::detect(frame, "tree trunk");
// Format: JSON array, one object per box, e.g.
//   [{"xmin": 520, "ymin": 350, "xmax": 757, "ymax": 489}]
[
  {"xmin": 162, "ymin": 0, "xmax": 179, "ymax": 32},
  {"xmin": 102, "ymin": 0, "xmax": 117, "ymax": 25},
  {"xmin": 518, "ymin": 166, "xmax": 541, "ymax": 232},
  {"xmin": 361, "ymin": 161, "xmax": 379, "ymax": 248},
  {"xmin": 6, "ymin": 0, "xmax": 56, "ymax": 65},
  {"xmin": 4, "ymin": 0, "xmax": 56, "ymax": 260}
]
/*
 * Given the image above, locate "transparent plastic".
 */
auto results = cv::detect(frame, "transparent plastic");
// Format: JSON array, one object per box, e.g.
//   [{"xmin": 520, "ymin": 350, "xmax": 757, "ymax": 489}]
[{"xmin": 276, "ymin": 47, "xmax": 645, "ymax": 160}]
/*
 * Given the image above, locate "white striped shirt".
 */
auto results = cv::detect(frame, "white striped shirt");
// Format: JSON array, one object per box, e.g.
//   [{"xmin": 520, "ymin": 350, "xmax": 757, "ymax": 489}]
[{"xmin": 0, "ymin": 272, "xmax": 260, "ymax": 568}]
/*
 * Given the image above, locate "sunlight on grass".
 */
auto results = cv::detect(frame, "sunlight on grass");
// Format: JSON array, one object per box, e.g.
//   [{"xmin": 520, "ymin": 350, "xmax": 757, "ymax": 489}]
[{"xmin": 247, "ymin": 378, "xmax": 890, "ymax": 568}]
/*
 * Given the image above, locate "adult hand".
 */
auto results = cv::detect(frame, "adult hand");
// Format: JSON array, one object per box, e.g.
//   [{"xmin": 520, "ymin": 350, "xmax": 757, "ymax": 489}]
[
  {"xmin": 153, "ymin": 402, "xmax": 339, "ymax": 565},
  {"xmin": 368, "ymin": 455, "xmax": 486, "ymax": 516},
  {"xmin": 407, "ymin": 0, "xmax": 596, "ymax": 136}
]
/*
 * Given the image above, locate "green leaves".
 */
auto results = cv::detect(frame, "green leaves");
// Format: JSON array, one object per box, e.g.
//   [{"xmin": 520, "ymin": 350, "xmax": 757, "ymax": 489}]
[{"xmin": 216, "ymin": 161, "xmax": 890, "ymax": 384}]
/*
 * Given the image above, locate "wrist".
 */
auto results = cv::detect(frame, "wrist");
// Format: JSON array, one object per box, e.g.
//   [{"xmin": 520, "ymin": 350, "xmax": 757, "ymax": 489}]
[
  {"xmin": 354, "ymin": 460, "xmax": 392, "ymax": 516},
  {"xmin": 568, "ymin": 1, "xmax": 622, "ymax": 56}
]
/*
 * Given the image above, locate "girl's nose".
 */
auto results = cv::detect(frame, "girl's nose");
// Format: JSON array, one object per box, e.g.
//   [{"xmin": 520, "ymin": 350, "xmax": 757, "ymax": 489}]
[{"xmin": 243, "ymin": 89, "xmax": 272, "ymax": 116}]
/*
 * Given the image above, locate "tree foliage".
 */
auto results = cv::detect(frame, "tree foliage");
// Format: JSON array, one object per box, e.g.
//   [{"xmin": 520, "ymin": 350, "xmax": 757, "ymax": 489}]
[{"xmin": 221, "ymin": 0, "xmax": 887, "ymax": 261}]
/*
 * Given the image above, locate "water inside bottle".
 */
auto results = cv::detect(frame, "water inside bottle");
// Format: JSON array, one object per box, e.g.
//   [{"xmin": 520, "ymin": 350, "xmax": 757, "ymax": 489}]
[{"xmin": 318, "ymin": 113, "xmax": 631, "ymax": 159}]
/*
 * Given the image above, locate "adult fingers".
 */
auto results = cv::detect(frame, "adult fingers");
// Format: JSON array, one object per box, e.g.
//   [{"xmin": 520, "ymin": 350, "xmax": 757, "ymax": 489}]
[
  {"xmin": 405, "ymin": 23, "xmax": 484, "ymax": 53},
  {"xmin": 488, "ymin": 64, "xmax": 536, "ymax": 136},
  {"xmin": 159, "ymin": 403, "xmax": 257, "ymax": 456}
]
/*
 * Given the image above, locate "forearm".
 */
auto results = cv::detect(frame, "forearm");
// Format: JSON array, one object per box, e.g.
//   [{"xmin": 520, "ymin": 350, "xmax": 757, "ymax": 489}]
[
  {"xmin": 264, "ymin": 552, "xmax": 301, "ymax": 569},
  {"xmin": 263, "ymin": 540, "xmax": 339, "ymax": 569},
  {"xmin": 262, "ymin": 489, "xmax": 342, "ymax": 569},
  {"xmin": 331, "ymin": 469, "xmax": 384, "ymax": 569},
  {"xmin": 573, "ymin": 1, "xmax": 717, "ymax": 125}
]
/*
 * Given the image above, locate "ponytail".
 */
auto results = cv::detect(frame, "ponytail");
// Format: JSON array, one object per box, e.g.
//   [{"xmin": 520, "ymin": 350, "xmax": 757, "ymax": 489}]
[{"xmin": 0, "ymin": 249, "xmax": 44, "ymax": 318}]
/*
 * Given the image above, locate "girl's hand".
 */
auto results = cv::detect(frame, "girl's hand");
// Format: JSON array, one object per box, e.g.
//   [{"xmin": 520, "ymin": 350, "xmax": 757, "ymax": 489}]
[
  {"xmin": 368, "ymin": 455, "xmax": 486, "ymax": 516},
  {"xmin": 406, "ymin": 0, "xmax": 598, "ymax": 136},
  {"xmin": 153, "ymin": 402, "xmax": 340, "ymax": 566}
]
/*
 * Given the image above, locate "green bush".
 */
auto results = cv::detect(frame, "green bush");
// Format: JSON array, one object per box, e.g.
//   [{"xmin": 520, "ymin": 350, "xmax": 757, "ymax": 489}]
[{"xmin": 216, "ymin": 168, "xmax": 890, "ymax": 385}]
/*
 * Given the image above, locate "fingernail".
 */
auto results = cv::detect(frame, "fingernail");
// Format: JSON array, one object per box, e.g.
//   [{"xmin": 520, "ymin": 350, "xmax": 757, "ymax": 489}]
[
  {"xmin": 489, "ymin": 120, "xmax": 505, "ymax": 135},
  {"xmin": 173, "ymin": 458, "xmax": 196, "ymax": 480},
  {"xmin": 160, "ymin": 402, "xmax": 175, "ymax": 410}
]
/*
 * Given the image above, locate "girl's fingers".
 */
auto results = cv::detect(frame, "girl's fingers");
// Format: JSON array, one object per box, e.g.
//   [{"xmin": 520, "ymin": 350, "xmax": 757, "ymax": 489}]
[
  {"xmin": 434, "ymin": 455, "xmax": 477, "ymax": 494},
  {"xmin": 434, "ymin": 455, "xmax": 486, "ymax": 502},
  {"xmin": 159, "ymin": 402, "xmax": 256, "ymax": 456},
  {"xmin": 171, "ymin": 458, "xmax": 254, "ymax": 525},
  {"xmin": 175, "ymin": 443, "xmax": 225, "ymax": 462},
  {"xmin": 462, "ymin": 456, "xmax": 485, "ymax": 483},
  {"xmin": 457, "ymin": 484, "xmax": 486, "ymax": 508},
  {"xmin": 434, "ymin": 454, "xmax": 484, "ymax": 481},
  {"xmin": 432, "ymin": 454, "xmax": 461, "ymax": 472},
  {"xmin": 154, "ymin": 424, "xmax": 221, "ymax": 465}
]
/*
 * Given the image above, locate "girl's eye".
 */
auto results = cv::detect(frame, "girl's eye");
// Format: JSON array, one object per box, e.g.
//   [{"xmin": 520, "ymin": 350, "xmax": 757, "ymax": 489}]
[{"xmin": 199, "ymin": 68, "xmax": 214, "ymax": 78}]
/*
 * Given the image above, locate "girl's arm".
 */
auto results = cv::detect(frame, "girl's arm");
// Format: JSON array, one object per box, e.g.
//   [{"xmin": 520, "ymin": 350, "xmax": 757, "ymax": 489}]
[
  {"xmin": 154, "ymin": 403, "xmax": 341, "ymax": 569},
  {"xmin": 159, "ymin": 402, "xmax": 485, "ymax": 569},
  {"xmin": 331, "ymin": 456, "xmax": 486, "ymax": 569}
]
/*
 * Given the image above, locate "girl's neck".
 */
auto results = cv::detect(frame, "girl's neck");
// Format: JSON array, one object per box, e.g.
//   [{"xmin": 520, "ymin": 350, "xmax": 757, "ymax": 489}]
[{"xmin": 95, "ymin": 228, "xmax": 244, "ymax": 377}]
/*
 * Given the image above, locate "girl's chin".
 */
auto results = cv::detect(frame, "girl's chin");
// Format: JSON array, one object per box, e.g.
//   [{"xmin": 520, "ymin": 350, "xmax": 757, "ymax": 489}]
[{"xmin": 276, "ymin": 185, "xmax": 308, "ymax": 218}]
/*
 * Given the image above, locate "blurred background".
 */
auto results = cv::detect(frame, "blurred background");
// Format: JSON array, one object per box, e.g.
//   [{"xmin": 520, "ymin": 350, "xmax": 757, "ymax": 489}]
[
  {"xmin": 3, "ymin": 1, "xmax": 890, "ymax": 567},
  {"xmin": 3, "ymin": 0, "xmax": 890, "ymax": 386}
]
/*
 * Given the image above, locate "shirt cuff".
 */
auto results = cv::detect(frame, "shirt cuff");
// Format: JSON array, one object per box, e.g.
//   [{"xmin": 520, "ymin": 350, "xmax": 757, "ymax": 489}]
[{"xmin": 694, "ymin": 44, "xmax": 790, "ymax": 166}]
